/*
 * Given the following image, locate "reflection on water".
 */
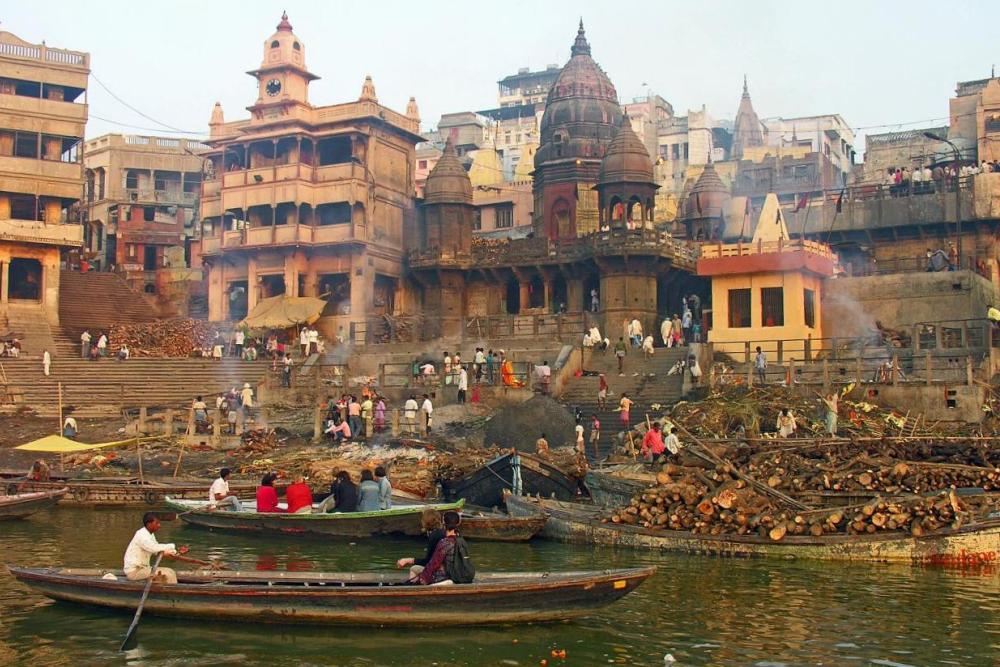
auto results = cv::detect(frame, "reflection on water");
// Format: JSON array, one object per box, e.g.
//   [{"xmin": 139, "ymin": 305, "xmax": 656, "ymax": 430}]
[{"xmin": 0, "ymin": 508, "xmax": 998, "ymax": 666}]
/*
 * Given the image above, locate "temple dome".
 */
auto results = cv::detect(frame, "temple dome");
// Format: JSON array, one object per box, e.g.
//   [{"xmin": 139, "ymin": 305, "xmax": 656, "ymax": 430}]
[
  {"xmin": 682, "ymin": 160, "xmax": 731, "ymax": 220},
  {"xmin": 599, "ymin": 118, "xmax": 654, "ymax": 185},
  {"xmin": 534, "ymin": 21, "xmax": 622, "ymax": 171},
  {"xmin": 424, "ymin": 140, "xmax": 472, "ymax": 205}
]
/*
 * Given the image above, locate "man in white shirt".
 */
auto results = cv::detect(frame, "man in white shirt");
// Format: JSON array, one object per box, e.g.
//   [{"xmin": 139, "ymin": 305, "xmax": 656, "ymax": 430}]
[
  {"xmin": 234, "ymin": 329, "xmax": 245, "ymax": 358},
  {"xmin": 97, "ymin": 333, "xmax": 108, "ymax": 357},
  {"xmin": 80, "ymin": 330, "xmax": 91, "ymax": 359},
  {"xmin": 307, "ymin": 328, "xmax": 319, "ymax": 355},
  {"xmin": 665, "ymin": 427, "xmax": 682, "ymax": 455},
  {"xmin": 240, "ymin": 382, "xmax": 254, "ymax": 420},
  {"xmin": 457, "ymin": 366, "xmax": 468, "ymax": 404},
  {"xmin": 535, "ymin": 360, "xmax": 552, "ymax": 394},
  {"xmin": 208, "ymin": 468, "xmax": 242, "ymax": 511},
  {"xmin": 403, "ymin": 395, "xmax": 419, "ymax": 433},
  {"xmin": 123, "ymin": 512, "xmax": 187, "ymax": 584},
  {"xmin": 299, "ymin": 327, "xmax": 309, "ymax": 357},
  {"xmin": 421, "ymin": 394, "xmax": 434, "ymax": 433}
]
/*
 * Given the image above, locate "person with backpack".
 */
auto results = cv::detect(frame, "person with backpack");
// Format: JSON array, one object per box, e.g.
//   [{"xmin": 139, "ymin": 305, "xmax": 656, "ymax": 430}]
[{"xmin": 416, "ymin": 510, "xmax": 475, "ymax": 586}]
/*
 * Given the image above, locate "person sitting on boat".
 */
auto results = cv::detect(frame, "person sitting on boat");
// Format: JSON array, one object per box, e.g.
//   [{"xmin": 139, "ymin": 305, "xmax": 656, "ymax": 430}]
[
  {"xmin": 417, "ymin": 511, "xmax": 473, "ymax": 586},
  {"xmin": 208, "ymin": 468, "xmax": 242, "ymax": 512},
  {"xmin": 27, "ymin": 459, "xmax": 51, "ymax": 482},
  {"xmin": 333, "ymin": 470, "xmax": 358, "ymax": 512},
  {"xmin": 357, "ymin": 469, "xmax": 380, "ymax": 512},
  {"xmin": 375, "ymin": 466, "xmax": 393, "ymax": 510},
  {"xmin": 124, "ymin": 512, "xmax": 188, "ymax": 585},
  {"xmin": 397, "ymin": 508, "xmax": 445, "ymax": 580},
  {"xmin": 256, "ymin": 472, "xmax": 284, "ymax": 513},
  {"xmin": 285, "ymin": 475, "xmax": 313, "ymax": 514}
]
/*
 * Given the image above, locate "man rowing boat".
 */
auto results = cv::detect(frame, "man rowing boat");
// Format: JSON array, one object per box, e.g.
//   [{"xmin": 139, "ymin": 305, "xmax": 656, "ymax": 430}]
[{"xmin": 123, "ymin": 512, "xmax": 189, "ymax": 585}]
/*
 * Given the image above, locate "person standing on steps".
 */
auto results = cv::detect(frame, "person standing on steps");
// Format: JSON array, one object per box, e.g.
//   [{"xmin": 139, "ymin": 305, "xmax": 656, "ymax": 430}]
[
  {"xmin": 42, "ymin": 349, "xmax": 50, "ymax": 376},
  {"xmin": 80, "ymin": 330, "xmax": 91, "ymax": 359},
  {"xmin": 614, "ymin": 337, "xmax": 627, "ymax": 375},
  {"xmin": 457, "ymin": 365, "xmax": 468, "ymax": 404},
  {"xmin": 589, "ymin": 414, "xmax": 601, "ymax": 457},
  {"xmin": 234, "ymin": 328, "xmax": 245, "ymax": 359},
  {"xmin": 754, "ymin": 346, "xmax": 767, "ymax": 385},
  {"xmin": 619, "ymin": 393, "xmax": 633, "ymax": 431},
  {"xmin": 597, "ymin": 373, "xmax": 608, "ymax": 408},
  {"xmin": 421, "ymin": 394, "xmax": 434, "ymax": 433},
  {"xmin": 660, "ymin": 316, "xmax": 671, "ymax": 347},
  {"xmin": 97, "ymin": 332, "xmax": 108, "ymax": 357}
]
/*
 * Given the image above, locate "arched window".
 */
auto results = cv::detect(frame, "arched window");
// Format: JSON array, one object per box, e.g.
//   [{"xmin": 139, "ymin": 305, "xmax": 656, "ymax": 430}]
[
  {"xmin": 144, "ymin": 283, "xmax": 156, "ymax": 294},
  {"xmin": 270, "ymin": 40, "xmax": 280, "ymax": 48},
  {"xmin": 293, "ymin": 41, "xmax": 301, "ymax": 51}
]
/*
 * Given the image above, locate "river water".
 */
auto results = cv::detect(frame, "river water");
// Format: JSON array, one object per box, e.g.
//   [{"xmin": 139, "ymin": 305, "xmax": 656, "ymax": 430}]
[{"xmin": 0, "ymin": 507, "xmax": 997, "ymax": 666}]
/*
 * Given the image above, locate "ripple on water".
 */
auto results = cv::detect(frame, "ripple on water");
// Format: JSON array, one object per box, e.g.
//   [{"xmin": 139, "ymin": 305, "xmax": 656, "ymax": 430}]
[{"xmin": 1, "ymin": 508, "xmax": 999, "ymax": 666}]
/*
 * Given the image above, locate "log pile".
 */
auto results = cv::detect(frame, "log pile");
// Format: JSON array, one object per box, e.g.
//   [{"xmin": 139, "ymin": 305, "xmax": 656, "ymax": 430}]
[
  {"xmin": 240, "ymin": 428, "xmax": 280, "ymax": 454},
  {"xmin": 605, "ymin": 468, "xmax": 985, "ymax": 539},
  {"xmin": 108, "ymin": 319, "xmax": 227, "ymax": 357},
  {"xmin": 875, "ymin": 320, "xmax": 912, "ymax": 348}
]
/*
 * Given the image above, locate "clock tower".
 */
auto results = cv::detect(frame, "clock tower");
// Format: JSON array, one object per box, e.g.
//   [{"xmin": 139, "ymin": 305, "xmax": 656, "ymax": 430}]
[{"xmin": 247, "ymin": 12, "xmax": 318, "ymax": 114}]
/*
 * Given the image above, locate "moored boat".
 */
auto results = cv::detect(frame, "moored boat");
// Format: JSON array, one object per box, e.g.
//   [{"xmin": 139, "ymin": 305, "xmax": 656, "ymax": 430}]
[
  {"xmin": 1, "ymin": 472, "xmax": 255, "ymax": 506},
  {"xmin": 585, "ymin": 467, "xmax": 650, "ymax": 509},
  {"xmin": 0, "ymin": 488, "xmax": 68, "ymax": 519},
  {"xmin": 388, "ymin": 493, "xmax": 547, "ymax": 541},
  {"xmin": 506, "ymin": 495, "xmax": 1000, "ymax": 566},
  {"xmin": 439, "ymin": 451, "xmax": 583, "ymax": 508},
  {"xmin": 164, "ymin": 497, "xmax": 465, "ymax": 538},
  {"xmin": 7, "ymin": 565, "xmax": 655, "ymax": 626}
]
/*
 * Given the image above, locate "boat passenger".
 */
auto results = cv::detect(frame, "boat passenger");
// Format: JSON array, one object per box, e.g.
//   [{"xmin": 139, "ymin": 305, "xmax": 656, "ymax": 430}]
[
  {"xmin": 285, "ymin": 475, "xmax": 314, "ymax": 514},
  {"xmin": 333, "ymin": 470, "xmax": 359, "ymax": 512},
  {"xmin": 123, "ymin": 512, "xmax": 188, "ymax": 585},
  {"xmin": 417, "ymin": 510, "xmax": 472, "ymax": 586},
  {"xmin": 255, "ymin": 472, "xmax": 284, "ymax": 513},
  {"xmin": 375, "ymin": 466, "xmax": 393, "ymax": 510},
  {"xmin": 396, "ymin": 508, "xmax": 445, "ymax": 579},
  {"xmin": 357, "ymin": 469, "xmax": 380, "ymax": 512},
  {"xmin": 208, "ymin": 468, "xmax": 243, "ymax": 512}
]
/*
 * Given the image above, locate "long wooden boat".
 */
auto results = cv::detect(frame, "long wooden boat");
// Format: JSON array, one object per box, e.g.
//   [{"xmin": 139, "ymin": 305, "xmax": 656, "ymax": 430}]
[
  {"xmin": 439, "ymin": 452, "xmax": 582, "ymax": 508},
  {"xmin": 8, "ymin": 565, "xmax": 654, "ymax": 626},
  {"xmin": 164, "ymin": 497, "xmax": 465, "ymax": 538},
  {"xmin": 506, "ymin": 495, "xmax": 1000, "ymax": 566},
  {"xmin": 0, "ymin": 488, "xmax": 68, "ymax": 519},
  {"xmin": 585, "ymin": 468, "xmax": 649, "ymax": 509},
  {"xmin": 0, "ymin": 473, "xmax": 255, "ymax": 507}
]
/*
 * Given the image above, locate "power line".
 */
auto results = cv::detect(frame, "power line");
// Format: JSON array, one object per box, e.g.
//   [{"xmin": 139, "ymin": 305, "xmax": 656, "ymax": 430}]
[
  {"xmin": 89, "ymin": 113, "xmax": 207, "ymax": 136},
  {"xmin": 90, "ymin": 72, "xmax": 204, "ymax": 134}
]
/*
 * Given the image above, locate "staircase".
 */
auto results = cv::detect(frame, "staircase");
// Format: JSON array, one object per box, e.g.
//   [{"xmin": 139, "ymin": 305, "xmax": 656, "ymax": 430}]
[
  {"xmin": 1, "ymin": 304, "xmax": 58, "ymax": 359},
  {"xmin": 560, "ymin": 345, "xmax": 689, "ymax": 458},
  {"xmin": 1, "ymin": 356, "xmax": 269, "ymax": 418},
  {"xmin": 58, "ymin": 270, "xmax": 157, "ymax": 344}
]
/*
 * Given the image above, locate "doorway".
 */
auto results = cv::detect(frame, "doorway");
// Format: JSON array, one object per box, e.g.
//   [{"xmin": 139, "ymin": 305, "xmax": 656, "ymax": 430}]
[
  {"xmin": 9, "ymin": 258, "xmax": 42, "ymax": 301},
  {"xmin": 143, "ymin": 246, "xmax": 157, "ymax": 271}
]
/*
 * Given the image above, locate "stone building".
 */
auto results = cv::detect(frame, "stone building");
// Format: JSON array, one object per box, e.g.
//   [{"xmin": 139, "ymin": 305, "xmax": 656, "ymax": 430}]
[
  {"xmin": 0, "ymin": 30, "xmax": 88, "ymax": 327},
  {"xmin": 196, "ymin": 13, "xmax": 422, "ymax": 333},
  {"xmin": 82, "ymin": 133, "xmax": 206, "ymax": 293},
  {"xmin": 409, "ymin": 23, "xmax": 701, "ymax": 338}
]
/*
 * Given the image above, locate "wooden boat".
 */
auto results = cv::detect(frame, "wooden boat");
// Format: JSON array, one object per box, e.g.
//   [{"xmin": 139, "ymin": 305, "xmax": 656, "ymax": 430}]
[
  {"xmin": 585, "ymin": 467, "xmax": 650, "ymax": 509},
  {"xmin": 0, "ymin": 472, "xmax": 255, "ymax": 506},
  {"xmin": 387, "ymin": 492, "xmax": 546, "ymax": 542},
  {"xmin": 164, "ymin": 497, "xmax": 465, "ymax": 538},
  {"xmin": 0, "ymin": 488, "xmax": 68, "ymax": 519},
  {"xmin": 8, "ymin": 565, "xmax": 654, "ymax": 626},
  {"xmin": 506, "ymin": 495, "xmax": 1000, "ymax": 566},
  {"xmin": 439, "ymin": 451, "xmax": 582, "ymax": 508}
]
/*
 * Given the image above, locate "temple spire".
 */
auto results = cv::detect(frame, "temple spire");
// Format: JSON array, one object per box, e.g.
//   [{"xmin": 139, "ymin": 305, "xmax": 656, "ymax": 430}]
[
  {"xmin": 359, "ymin": 74, "xmax": 378, "ymax": 102},
  {"xmin": 571, "ymin": 19, "xmax": 590, "ymax": 57}
]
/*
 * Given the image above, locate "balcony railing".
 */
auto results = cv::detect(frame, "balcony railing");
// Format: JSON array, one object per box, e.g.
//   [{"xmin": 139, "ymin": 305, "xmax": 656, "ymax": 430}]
[{"xmin": 200, "ymin": 223, "xmax": 357, "ymax": 254}]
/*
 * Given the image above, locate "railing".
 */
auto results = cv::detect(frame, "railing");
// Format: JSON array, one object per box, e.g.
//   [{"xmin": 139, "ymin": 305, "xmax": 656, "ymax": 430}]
[
  {"xmin": 699, "ymin": 238, "xmax": 837, "ymax": 261},
  {"xmin": 379, "ymin": 360, "xmax": 533, "ymax": 390},
  {"xmin": 466, "ymin": 313, "xmax": 588, "ymax": 340},
  {"xmin": 0, "ymin": 40, "xmax": 89, "ymax": 67}
]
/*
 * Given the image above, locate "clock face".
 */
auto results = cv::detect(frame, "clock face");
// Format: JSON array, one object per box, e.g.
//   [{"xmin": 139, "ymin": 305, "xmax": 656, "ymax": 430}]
[{"xmin": 265, "ymin": 79, "xmax": 282, "ymax": 97}]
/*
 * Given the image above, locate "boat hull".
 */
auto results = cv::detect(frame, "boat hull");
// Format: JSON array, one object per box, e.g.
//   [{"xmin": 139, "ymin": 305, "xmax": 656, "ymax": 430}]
[
  {"xmin": 2, "ymin": 476, "xmax": 254, "ymax": 507},
  {"xmin": 440, "ymin": 452, "xmax": 582, "ymax": 508},
  {"xmin": 0, "ymin": 489, "xmax": 68, "ymax": 519},
  {"xmin": 506, "ymin": 496, "xmax": 1000, "ymax": 566},
  {"xmin": 8, "ymin": 566, "xmax": 654, "ymax": 627},
  {"xmin": 585, "ymin": 469, "xmax": 648, "ymax": 509},
  {"xmin": 166, "ymin": 498, "xmax": 465, "ymax": 538}
]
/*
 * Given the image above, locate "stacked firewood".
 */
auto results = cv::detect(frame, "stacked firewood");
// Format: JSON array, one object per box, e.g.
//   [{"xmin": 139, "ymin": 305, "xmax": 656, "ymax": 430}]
[
  {"xmin": 605, "ymin": 470, "xmax": 982, "ymax": 539},
  {"xmin": 108, "ymin": 319, "xmax": 227, "ymax": 357},
  {"xmin": 240, "ymin": 428, "xmax": 278, "ymax": 454},
  {"xmin": 875, "ymin": 320, "xmax": 912, "ymax": 348}
]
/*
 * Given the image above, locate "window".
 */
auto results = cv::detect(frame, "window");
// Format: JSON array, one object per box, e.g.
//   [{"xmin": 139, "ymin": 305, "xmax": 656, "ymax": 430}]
[
  {"xmin": 803, "ymin": 289, "xmax": 816, "ymax": 328},
  {"xmin": 14, "ymin": 131, "xmax": 37, "ymax": 159},
  {"xmin": 761, "ymin": 287, "xmax": 784, "ymax": 327},
  {"xmin": 270, "ymin": 40, "xmax": 280, "ymax": 48},
  {"xmin": 683, "ymin": 142, "xmax": 689, "ymax": 159},
  {"xmin": 127, "ymin": 243, "xmax": 136, "ymax": 258},
  {"xmin": 728, "ymin": 289, "xmax": 751, "ymax": 328},
  {"xmin": 496, "ymin": 205, "xmax": 514, "ymax": 229},
  {"xmin": 125, "ymin": 171, "xmax": 138, "ymax": 190},
  {"xmin": 671, "ymin": 144, "xmax": 680, "ymax": 160},
  {"xmin": 472, "ymin": 209, "xmax": 482, "ymax": 231},
  {"xmin": 418, "ymin": 160, "xmax": 427, "ymax": 169},
  {"xmin": 144, "ymin": 207, "xmax": 156, "ymax": 222}
]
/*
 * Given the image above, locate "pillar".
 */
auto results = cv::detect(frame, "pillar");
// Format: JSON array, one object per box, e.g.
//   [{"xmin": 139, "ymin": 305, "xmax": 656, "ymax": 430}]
[
  {"xmin": 0, "ymin": 194, "xmax": 10, "ymax": 219},
  {"xmin": 0, "ymin": 259, "xmax": 8, "ymax": 308},
  {"xmin": 599, "ymin": 271, "xmax": 657, "ymax": 339},
  {"xmin": 247, "ymin": 257, "xmax": 259, "ymax": 312},
  {"xmin": 519, "ymin": 281, "xmax": 530, "ymax": 314}
]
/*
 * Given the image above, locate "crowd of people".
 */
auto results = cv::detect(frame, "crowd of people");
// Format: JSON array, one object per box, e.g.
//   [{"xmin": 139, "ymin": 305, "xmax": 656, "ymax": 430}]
[
  {"xmin": 883, "ymin": 160, "xmax": 1000, "ymax": 197},
  {"xmin": 412, "ymin": 349, "xmax": 525, "ymax": 390},
  {"xmin": 321, "ymin": 391, "xmax": 392, "ymax": 441}
]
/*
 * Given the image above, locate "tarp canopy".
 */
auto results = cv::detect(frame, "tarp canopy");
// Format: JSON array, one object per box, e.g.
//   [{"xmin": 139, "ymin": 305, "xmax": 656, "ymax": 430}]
[
  {"xmin": 15, "ymin": 435, "xmax": 136, "ymax": 453},
  {"xmin": 239, "ymin": 295, "xmax": 326, "ymax": 331}
]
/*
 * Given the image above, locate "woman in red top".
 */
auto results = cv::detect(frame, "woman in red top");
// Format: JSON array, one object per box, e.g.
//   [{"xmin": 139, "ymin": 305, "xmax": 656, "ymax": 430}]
[
  {"xmin": 285, "ymin": 474, "xmax": 314, "ymax": 514},
  {"xmin": 255, "ymin": 472, "xmax": 284, "ymax": 513}
]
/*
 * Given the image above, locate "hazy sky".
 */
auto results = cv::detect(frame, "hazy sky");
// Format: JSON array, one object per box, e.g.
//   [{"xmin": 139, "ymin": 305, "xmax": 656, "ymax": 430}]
[{"xmin": 5, "ymin": 1, "xmax": 999, "ymax": 153}]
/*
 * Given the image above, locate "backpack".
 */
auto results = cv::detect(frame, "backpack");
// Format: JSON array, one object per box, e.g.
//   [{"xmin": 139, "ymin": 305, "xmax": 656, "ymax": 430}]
[{"xmin": 444, "ymin": 536, "xmax": 476, "ymax": 584}]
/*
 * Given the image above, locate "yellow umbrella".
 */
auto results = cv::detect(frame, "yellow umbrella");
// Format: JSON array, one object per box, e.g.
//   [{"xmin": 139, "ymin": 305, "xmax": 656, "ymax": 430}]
[{"xmin": 15, "ymin": 435, "xmax": 135, "ymax": 453}]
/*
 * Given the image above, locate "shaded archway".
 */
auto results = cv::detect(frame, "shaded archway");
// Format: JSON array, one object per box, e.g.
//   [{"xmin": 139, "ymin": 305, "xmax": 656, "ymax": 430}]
[
  {"xmin": 505, "ymin": 278, "xmax": 519, "ymax": 314},
  {"xmin": 9, "ymin": 258, "xmax": 42, "ymax": 300}
]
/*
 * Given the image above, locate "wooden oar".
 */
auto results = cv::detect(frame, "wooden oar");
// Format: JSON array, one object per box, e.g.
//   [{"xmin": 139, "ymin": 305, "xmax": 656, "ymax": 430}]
[{"xmin": 120, "ymin": 552, "xmax": 162, "ymax": 651}]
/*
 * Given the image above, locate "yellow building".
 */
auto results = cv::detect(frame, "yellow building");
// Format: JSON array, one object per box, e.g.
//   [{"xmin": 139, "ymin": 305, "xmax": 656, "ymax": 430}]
[
  {"xmin": 698, "ymin": 194, "xmax": 836, "ymax": 358},
  {"xmin": 0, "ymin": 30, "xmax": 89, "ymax": 326},
  {"xmin": 197, "ymin": 13, "xmax": 423, "ymax": 333}
]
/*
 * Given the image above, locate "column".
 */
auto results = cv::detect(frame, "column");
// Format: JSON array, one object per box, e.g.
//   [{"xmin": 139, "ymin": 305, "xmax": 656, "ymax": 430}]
[
  {"xmin": 519, "ymin": 281, "xmax": 530, "ymax": 314},
  {"xmin": 0, "ymin": 259, "xmax": 8, "ymax": 310},
  {"xmin": 247, "ymin": 257, "xmax": 258, "ymax": 312}
]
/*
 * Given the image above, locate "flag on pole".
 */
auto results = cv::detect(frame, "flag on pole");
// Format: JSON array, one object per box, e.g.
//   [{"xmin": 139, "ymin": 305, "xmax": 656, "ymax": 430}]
[
  {"xmin": 835, "ymin": 189, "xmax": 845, "ymax": 213},
  {"xmin": 794, "ymin": 193, "xmax": 809, "ymax": 212}
]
